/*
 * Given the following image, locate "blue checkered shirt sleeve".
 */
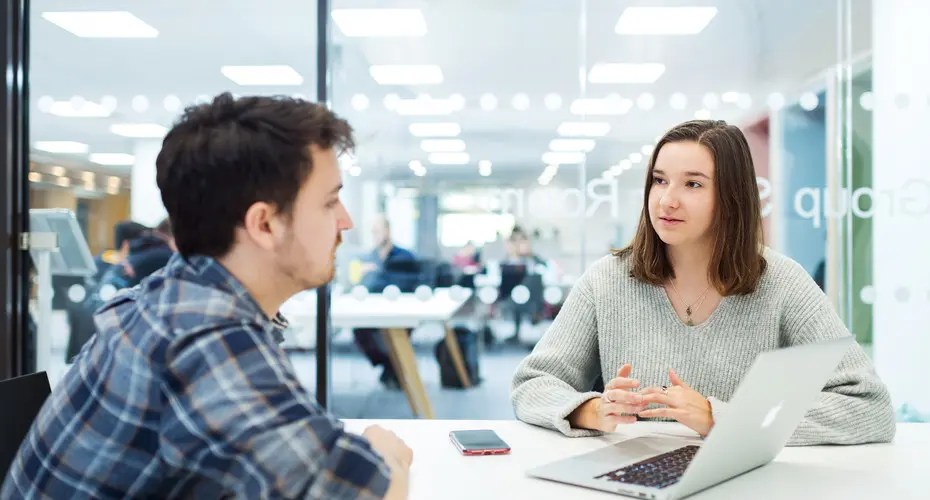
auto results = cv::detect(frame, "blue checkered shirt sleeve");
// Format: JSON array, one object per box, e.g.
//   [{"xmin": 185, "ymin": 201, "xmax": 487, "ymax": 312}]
[{"xmin": 161, "ymin": 322, "xmax": 391, "ymax": 499}]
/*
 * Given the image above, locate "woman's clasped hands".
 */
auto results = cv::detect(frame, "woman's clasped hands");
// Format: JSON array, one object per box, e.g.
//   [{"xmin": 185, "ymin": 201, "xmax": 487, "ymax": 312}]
[{"xmin": 597, "ymin": 364, "xmax": 715, "ymax": 437}]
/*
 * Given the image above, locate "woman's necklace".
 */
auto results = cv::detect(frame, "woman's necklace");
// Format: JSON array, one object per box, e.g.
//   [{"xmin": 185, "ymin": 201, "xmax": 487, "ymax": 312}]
[{"xmin": 669, "ymin": 280, "xmax": 711, "ymax": 326}]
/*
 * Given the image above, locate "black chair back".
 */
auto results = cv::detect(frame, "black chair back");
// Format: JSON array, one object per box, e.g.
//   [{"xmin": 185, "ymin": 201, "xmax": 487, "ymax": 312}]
[{"xmin": 0, "ymin": 372, "xmax": 51, "ymax": 476}]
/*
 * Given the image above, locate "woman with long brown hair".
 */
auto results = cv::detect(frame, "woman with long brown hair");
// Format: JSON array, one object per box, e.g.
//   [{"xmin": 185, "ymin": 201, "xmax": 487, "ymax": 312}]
[{"xmin": 511, "ymin": 120, "xmax": 895, "ymax": 446}]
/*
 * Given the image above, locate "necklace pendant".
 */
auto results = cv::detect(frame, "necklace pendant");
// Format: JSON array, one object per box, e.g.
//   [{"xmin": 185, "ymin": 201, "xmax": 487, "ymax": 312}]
[
  {"xmin": 687, "ymin": 318, "xmax": 694, "ymax": 327},
  {"xmin": 685, "ymin": 306, "xmax": 692, "ymax": 315}
]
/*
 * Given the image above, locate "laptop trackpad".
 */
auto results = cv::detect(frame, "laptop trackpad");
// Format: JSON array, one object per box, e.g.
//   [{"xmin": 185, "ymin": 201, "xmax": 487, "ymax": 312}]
[{"xmin": 580, "ymin": 437, "xmax": 686, "ymax": 474}]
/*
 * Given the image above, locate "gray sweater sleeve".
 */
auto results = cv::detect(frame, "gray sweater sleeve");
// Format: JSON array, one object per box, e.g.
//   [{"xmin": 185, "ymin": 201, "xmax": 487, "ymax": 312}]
[
  {"xmin": 510, "ymin": 275, "xmax": 605, "ymax": 437},
  {"xmin": 777, "ymin": 265, "xmax": 897, "ymax": 446}
]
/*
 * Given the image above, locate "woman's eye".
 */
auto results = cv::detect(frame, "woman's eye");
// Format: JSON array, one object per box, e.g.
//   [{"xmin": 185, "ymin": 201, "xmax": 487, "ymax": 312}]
[
  {"xmin": 687, "ymin": 181, "xmax": 702, "ymax": 188},
  {"xmin": 652, "ymin": 177, "xmax": 666, "ymax": 185}
]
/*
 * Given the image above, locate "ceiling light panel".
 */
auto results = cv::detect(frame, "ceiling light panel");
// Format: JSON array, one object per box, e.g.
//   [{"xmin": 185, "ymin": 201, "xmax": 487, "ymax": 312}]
[
  {"xmin": 615, "ymin": 7, "xmax": 718, "ymax": 35},
  {"xmin": 394, "ymin": 97, "xmax": 455, "ymax": 115},
  {"xmin": 221, "ymin": 65, "xmax": 304, "ymax": 86},
  {"xmin": 332, "ymin": 9, "xmax": 427, "ymax": 37},
  {"xmin": 370, "ymin": 65, "xmax": 443, "ymax": 85},
  {"xmin": 570, "ymin": 97, "xmax": 633, "ymax": 116},
  {"xmin": 549, "ymin": 139, "xmax": 596, "ymax": 152},
  {"xmin": 90, "ymin": 153, "xmax": 135, "ymax": 166},
  {"xmin": 429, "ymin": 152, "xmax": 470, "ymax": 165},
  {"xmin": 421, "ymin": 139, "xmax": 466, "ymax": 153},
  {"xmin": 48, "ymin": 100, "xmax": 110, "ymax": 118},
  {"xmin": 409, "ymin": 122, "xmax": 461, "ymax": 137},
  {"xmin": 34, "ymin": 141, "xmax": 88, "ymax": 154},
  {"xmin": 557, "ymin": 122, "xmax": 611, "ymax": 137},
  {"xmin": 110, "ymin": 123, "xmax": 168, "ymax": 138},
  {"xmin": 41, "ymin": 11, "xmax": 158, "ymax": 38},
  {"xmin": 588, "ymin": 63, "xmax": 666, "ymax": 84},
  {"xmin": 542, "ymin": 152, "xmax": 585, "ymax": 165}
]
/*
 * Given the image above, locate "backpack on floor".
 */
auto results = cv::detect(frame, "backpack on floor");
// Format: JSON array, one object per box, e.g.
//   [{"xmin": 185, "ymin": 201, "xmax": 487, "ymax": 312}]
[{"xmin": 435, "ymin": 326, "xmax": 481, "ymax": 389}]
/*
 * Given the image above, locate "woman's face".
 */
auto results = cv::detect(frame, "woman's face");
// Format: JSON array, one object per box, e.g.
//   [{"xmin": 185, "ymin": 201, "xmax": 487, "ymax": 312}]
[{"xmin": 648, "ymin": 141, "xmax": 717, "ymax": 248}]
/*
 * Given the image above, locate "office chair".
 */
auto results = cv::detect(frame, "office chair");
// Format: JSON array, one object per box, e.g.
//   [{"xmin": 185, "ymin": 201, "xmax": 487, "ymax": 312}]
[{"xmin": 0, "ymin": 372, "xmax": 52, "ymax": 476}]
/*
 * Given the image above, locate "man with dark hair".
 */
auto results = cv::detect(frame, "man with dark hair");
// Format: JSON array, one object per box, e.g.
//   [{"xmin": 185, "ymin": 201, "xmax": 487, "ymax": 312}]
[
  {"xmin": 91, "ymin": 220, "xmax": 149, "ymax": 283},
  {"xmin": 4, "ymin": 93, "xmax": 412, "ymax": 499}
]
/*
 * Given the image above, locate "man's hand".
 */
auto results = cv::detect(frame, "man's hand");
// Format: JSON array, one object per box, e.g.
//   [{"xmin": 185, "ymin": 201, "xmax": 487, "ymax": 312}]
[
  {"xmin": 640, "ymin": 369, "xmax": 714, "ymax": 437},
  {"xmin": 363, "ymin": 425, "xmax": 413, "ymax": 471}
]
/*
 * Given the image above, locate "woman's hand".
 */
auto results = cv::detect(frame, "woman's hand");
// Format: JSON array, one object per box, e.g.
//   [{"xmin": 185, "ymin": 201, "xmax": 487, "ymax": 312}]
[
  {"xmin": 640, "ymin": 369, "xmax": 715, "ymax": 437},
  {"xmin": 569, "ymin": 364, "xmax": 646, "ymax": 432}
]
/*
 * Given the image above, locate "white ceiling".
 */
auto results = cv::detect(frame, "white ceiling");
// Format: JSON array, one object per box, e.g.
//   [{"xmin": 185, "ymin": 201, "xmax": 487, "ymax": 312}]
[{"xmin": 28, "ymin": 0, "xmax": 872, "ymax": 188}]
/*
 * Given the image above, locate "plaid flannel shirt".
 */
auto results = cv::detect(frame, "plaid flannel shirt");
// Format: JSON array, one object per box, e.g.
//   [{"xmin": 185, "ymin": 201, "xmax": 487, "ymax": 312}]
[{"xmin": 2, "ymin": 254, "xmax": 390, "ymax": 499}]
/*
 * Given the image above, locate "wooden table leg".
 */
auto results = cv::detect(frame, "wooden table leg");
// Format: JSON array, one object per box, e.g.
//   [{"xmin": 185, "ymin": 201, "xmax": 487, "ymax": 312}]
[
  {"xmin": 381, "ymin": 328, "xmax": 435, "ymax": 419},
  {"xmin": 443, "ymin": 323, "xmax": 472, "ymax": 388},
  {"xmin": 381, "ymin": 329, "xmax": 418, "ymax": 418}
]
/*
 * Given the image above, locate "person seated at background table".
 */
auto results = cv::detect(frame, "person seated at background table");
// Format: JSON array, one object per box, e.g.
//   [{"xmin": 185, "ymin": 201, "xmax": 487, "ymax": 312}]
[
  {"xmin": 510, "ymin": 119, "xmax": 896, "ymax": 446},
  {"xmin": 67, "ymin": 220, "xmax": 176, "ymax": 360},
  {"xmin": 3, "ymin": 93, "xmax": 412, "ymax": 500},
  {"xmin": 90, "ymin": 220, "xmax": 149, "ymax": 283},
  {"xmin": 66, "ymin": 220, "xmax": 150, "ymax": 359},
  {"xmin": 498, "ymin": 225, "xmax": 547, "ymax": 344},
  {"xmin": 353, "ymin": 215, "xmax": 422, "ymax": 389}
]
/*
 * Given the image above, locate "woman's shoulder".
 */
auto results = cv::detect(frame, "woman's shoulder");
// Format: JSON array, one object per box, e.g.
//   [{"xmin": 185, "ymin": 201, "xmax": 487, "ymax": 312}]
[
  {"xmin": 761, "ymin": 247, "xmax": 813, "ymax": 281},
  {"xmin": 576, "ymin": 251, "xmax": 636, "ymax": 292},
  {"xmin": 757, "ymin": 246, "xmax": 822, "ymax": 297}
]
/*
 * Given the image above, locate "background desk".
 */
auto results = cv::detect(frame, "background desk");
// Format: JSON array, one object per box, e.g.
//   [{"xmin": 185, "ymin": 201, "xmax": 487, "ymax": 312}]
[
  {"xmin": 344, "ymin": 419, "xmax": 929, "ymax": 499},
  {"xmin": 282, "ymin": 288, "xmax": 474, "ymax": 419}
]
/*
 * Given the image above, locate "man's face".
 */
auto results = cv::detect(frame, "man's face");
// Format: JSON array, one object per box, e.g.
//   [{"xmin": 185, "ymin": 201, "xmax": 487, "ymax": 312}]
[
  {"xmin": 371, "ymin": 219, "xmax": 389, "ymax": 247},
  {"xmin": 274, "ymin": 146, "xmax": 353, "ymax": 290}
]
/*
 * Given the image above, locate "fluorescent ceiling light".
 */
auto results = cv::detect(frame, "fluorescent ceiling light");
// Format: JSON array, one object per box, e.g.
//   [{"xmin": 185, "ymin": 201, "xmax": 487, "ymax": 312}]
[
  {"xmin": 90, "ymin": 153, "xmax": 135, "ymax": 166},
  {"xmin": 549, "ymin": 139, "xmax": 596, "ymax": 152},
  {"xmin": 409, "ymin": 122, "xmax": 460, "ymax": 137},
  {"xmin": 429, "ymin": 152, "xmax": 470, "ymax": 165},
  {"xmin": 41, "ymin": 11, "xmax": 158, "ymax": 38},
  {"xmin": 34, "ymin": 141, "xmax": 88, "ymax": 154},
  {"xmin": 570, "ymin": 97, "xmax": 633, "ymax": 116},
  {"xmin": 370, "ymin": 65, "xmax": 443, "ymax": 85},
  {"xmin": 110, "ymin": 123, "xmax": 168, "ymax": 138},
  {"xmin": 557, "ymin": 122, "xmax": 610, "ymax": 137},
  {"xmin": 542, "ymin": 152, "xmax": 585, "ymax": 165},
  {"xmin": 332, "ymin": 9, "xmax": 427, "ymax": 37},
  {"xmin": 615, "ymin": 7, "xmax": 718, "ymax": 35},
  {"xmin": 48, "ymin": 100, "xmax": 110, "ymax": 118},
  {"xmin": 394, "ymin": 97, "xmax": 455, "ymax": 116},
  {"xmin": 421, "ymin": 139, "xmax": 465, "ymax": 153},
  {"xmin": 589, "ymin": 63, "xmax": 665, "ymax": 84},
  {"xmin": 221, "ymin": 65, "xmax": 304, "ymax": 86}
]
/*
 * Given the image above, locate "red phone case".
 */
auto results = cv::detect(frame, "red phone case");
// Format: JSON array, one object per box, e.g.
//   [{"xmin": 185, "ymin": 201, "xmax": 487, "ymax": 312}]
[{"xmin": 450, "ymin": 432, "xmax": 511, "ymax": 456}]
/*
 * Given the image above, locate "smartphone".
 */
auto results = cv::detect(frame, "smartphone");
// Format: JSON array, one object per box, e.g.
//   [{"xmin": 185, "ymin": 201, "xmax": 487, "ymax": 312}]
[{"xmin": 449, "ymin": 429, "xmax": 511, "ymax": 456}]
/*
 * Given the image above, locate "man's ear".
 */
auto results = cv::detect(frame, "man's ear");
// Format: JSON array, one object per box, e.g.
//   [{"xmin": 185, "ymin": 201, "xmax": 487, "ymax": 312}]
[{"xmin": 242, "ymin": 202, "xmax": 280, "ymax": 251}]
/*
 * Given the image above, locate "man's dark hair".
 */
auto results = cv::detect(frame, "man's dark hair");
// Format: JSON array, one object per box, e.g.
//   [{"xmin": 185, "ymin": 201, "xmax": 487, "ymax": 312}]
[
  {"xmin": 614, "ymin": 119, "xmax": 766, "ymax": 296},
  {"xmin": 156, "ymin": 92, "xmax": 354, "ymax": 257},
  {"xmin": 113, "ymin": 221, "xmax": 148, "ymax": 249}
]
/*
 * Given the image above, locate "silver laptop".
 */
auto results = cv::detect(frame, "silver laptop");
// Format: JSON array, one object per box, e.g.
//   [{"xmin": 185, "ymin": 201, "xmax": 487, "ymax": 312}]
[{"xmin": 526, "ymin": 336, "xmax": 855, "ymax": 500}]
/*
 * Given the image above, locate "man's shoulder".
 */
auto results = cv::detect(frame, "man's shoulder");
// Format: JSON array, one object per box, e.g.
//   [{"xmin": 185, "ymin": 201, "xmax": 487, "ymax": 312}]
[
  {"xmin": 390, "ymin": 245, "xmax": 416, "ymax": 260},
  {"xmin": 98, "ymin": 263, "xmax": 263, "ymax": 344}
]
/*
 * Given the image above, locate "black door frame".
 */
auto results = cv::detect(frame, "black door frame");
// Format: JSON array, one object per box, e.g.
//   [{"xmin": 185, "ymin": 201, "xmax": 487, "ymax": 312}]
[
  {"xmin": 0, "ymin": 0, "xmax": 30, "ymax": 380},
  {"xmin": 313, "ymin": 0, "xmax": 333, "ymax": 410}
]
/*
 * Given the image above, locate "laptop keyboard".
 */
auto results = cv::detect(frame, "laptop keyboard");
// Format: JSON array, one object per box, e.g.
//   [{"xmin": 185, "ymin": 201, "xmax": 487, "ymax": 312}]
[{"xmin": 595, "ymin": 445, "xmax": 700, "ymax": 489}]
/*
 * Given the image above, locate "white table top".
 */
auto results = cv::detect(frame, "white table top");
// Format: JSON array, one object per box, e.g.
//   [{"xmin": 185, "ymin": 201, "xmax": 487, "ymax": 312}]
[
  {"xmin": 280, "ymin": 287, "xmax": 473, "ymax": 329},
  {"xmin": 344, "ymin": 419, "xmax": 929, "ymax": 499}
]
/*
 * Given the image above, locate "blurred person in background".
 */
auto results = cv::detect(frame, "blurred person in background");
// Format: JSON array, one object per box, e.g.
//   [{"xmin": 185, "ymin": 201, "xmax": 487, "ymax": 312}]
[{"xmin": 354, "ymin": 215, "xmax": 422, "ymax": 389}]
